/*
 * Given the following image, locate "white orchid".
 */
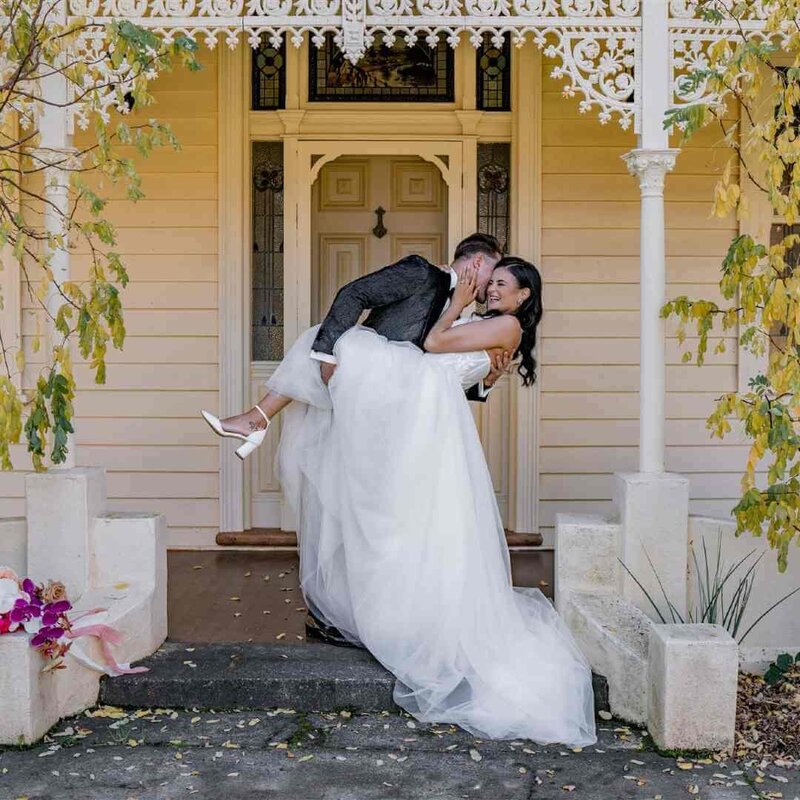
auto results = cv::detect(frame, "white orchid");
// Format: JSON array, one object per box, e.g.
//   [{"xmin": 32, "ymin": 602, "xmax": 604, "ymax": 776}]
[{"xmin": 0, "ymin": 567, "xmax": 22, "ymax": 615}]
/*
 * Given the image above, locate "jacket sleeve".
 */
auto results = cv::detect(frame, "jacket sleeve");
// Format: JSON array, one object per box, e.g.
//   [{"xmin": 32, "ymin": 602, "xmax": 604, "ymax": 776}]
[
  {"xmin": 465, "ymin": 382, "xmax": 492, "ymax": 403},
  {"xmin": 311, "ymin": 255, "xmax": 430, "ymax": 360}
]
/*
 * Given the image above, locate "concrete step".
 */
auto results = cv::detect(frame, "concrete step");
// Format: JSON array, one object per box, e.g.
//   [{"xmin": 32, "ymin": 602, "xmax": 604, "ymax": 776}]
[{"xmin": 100, "ymin": 642, "xmax": 610, "ymax": 715}]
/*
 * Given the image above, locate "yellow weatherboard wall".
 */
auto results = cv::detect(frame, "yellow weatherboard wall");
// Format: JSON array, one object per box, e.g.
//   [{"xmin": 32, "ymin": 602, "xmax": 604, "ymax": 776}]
[
  {"xmin": 2, "ymin": 46, "xmax": 745, "ymax": 548},
  {"xmin": 538, "ymin": 57, "xmax": 740, "ymax": 541},
  {"xmin": 7, "ymin": 53, "xmax": 220, "ymax": 545}
]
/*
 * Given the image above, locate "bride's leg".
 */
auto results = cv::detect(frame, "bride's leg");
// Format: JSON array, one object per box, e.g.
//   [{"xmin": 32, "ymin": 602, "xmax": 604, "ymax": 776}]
[{"xmin": 219, "ymin": 391, "xmax": 291, "ymax": 436}]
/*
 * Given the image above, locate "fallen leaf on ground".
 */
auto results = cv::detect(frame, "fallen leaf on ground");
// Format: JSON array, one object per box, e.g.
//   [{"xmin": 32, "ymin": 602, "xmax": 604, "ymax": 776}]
[{"xmin": 87, "ymin": 706, "xmax": 127, "ymax": 719}]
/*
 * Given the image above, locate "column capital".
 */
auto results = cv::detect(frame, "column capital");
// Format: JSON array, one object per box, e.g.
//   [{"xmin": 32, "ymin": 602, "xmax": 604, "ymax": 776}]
[{"xmin": 622, "ymin": 148, "xmax": 680, "ymax": 196}]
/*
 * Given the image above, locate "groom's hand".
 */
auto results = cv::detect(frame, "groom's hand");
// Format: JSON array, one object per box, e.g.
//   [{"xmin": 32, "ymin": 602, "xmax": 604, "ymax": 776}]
[
  {"xmin": 320, "ymin": 362, "xmax": 337, "ymax": 385},
  {"xmin": 484, "ymin": 351, "xmax": 511, "ymax": 389}
]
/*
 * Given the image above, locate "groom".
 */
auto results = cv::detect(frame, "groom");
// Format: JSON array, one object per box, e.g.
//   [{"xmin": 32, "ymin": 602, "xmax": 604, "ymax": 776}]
[
  {"xmin": 305, "ymin": 232, "xmax": 510, "ymax": 646},
  {"xmin": 310, "ymin": 232, "xmax": 507, "ymax": 399}
]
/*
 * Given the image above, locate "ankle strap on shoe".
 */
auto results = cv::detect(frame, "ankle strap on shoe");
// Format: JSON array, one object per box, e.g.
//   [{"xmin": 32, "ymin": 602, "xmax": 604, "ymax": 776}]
[{"xmin": 253, "ymin": 405, "xmax": 270, "ymax": 424}]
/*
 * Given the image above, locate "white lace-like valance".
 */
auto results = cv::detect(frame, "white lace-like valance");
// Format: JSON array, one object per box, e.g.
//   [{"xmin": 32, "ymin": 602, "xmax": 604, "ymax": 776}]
[{"xmin": 65, "ymin": 0, "xmax": 773, "ymax": 133}]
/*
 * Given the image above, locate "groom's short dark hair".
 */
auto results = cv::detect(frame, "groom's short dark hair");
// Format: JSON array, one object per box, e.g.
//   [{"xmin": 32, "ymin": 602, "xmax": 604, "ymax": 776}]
[{"xmin": 453, "ymin": 232, "xmax": 503, "ymax": 262}]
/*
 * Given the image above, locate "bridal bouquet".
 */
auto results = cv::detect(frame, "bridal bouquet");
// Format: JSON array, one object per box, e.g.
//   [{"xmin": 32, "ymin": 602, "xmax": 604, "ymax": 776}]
[{"xmin": 0, "ymin": 566, "xmax": 147, "ymax": 675}]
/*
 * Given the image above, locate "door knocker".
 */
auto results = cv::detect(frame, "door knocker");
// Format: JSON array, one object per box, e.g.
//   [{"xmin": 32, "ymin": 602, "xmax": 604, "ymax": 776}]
[{"xmin": 372, "ymin": 206, "xmax": 387, "ymax": 239}]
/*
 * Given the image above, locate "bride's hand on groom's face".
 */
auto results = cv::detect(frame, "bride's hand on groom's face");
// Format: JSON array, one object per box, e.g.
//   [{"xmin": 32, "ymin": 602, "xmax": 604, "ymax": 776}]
[{"xmin": 453, "ymin": 265, "xmax": 479, "ymax": 312}]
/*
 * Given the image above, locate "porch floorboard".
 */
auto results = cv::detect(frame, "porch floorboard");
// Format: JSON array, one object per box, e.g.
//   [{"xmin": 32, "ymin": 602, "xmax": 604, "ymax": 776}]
[{"xmin": 167, "ymin": 550, "xmax": 554, "ymax": 644}]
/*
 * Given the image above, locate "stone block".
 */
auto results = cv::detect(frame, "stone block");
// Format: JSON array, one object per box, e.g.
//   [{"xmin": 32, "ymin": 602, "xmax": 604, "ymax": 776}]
[
  {"xmin": 91, "ymin": 512, "xmax": 168, "ymax": 652},
  {"xmin": 72, "ymin": 583, "xmax": 165, "ymax": 667},
  {"xmin": 563, "ymin": 591, "xmax": 653, "ymax": 724},
  {"xmin": 25, "ymin": 468, "xmax": 107, "ymax": 599},
  {"xmin": 0, "ymin": 633, "xmax": 59, "ymax": 744},
  {"xmin": 614, "ymin": 473, "xmax": 690, "ymax": 621},
  {"xmin": 647, "ymin": 623, "xmax": 737, "ymax": 751},
  {"xmin": 554, "ymin": 513, "xmax": 621, "ymax": 614},
  {"xmin": 0, "ymin": 517, "xmax": 27, "ymax": 574},
  {"xmin": 91, "ymin": 512, "xmax": 167, "ymax": 591},
  {"xmin": 739, "ymin": 645, "xmax": 800, "ymax": 675}
]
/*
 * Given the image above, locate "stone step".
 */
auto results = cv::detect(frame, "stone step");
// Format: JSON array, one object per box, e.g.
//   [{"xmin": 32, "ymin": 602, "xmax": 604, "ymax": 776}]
[{"xmin": 100, "ymin": 642, "xmax": 610, "ymax": 715}]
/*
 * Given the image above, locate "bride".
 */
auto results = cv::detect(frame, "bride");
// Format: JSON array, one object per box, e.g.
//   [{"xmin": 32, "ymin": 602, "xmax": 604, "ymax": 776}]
[{"xmin": 203, "ymin": 256, "xmax": 597, "ymax": 746}]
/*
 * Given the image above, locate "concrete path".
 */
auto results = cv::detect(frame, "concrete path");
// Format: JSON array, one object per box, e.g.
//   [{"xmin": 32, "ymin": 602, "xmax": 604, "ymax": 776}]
[{"xmin": 0, "ymin": 707, "xmax": 797, "ymax": 800}]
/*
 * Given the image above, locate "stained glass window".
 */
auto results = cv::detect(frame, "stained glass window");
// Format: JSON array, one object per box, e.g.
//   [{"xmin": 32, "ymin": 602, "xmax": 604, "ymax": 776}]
[
  {"xmin": 252, "ymin": 142, "xmax": 285, "ymax": 361},
  {"xmin": 309, "ymin": 34, "xmax": 454, "ymax": 102},
  {"xmin": 477, "ymin": 35, "xmax": 511, "ymax": 112},
  {"xmin": 252, "ymin": 37, "xmax": 286, "ymax": 110},
  {"xmin": 477, "ymin": 143, "xmax": 511, "ymax": 254}
]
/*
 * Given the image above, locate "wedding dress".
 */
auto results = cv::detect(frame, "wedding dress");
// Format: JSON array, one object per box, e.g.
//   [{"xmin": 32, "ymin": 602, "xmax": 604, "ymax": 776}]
[{"xmin": 266, "ymin": 321, "xmax": 597, "ymax": 746}]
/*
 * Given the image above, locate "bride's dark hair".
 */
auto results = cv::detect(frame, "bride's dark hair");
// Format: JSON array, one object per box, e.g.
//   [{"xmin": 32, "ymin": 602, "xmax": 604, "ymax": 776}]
[{"xmin": 485, "ymin": 256, "xmax": 543, "ymax": 387}]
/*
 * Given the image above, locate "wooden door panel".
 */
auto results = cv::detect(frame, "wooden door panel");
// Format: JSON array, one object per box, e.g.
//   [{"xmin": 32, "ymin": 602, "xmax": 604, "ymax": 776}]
[
  {"xmin": 249, "ymin": 366, "xmax": 283, "ymax": 528},
  {"xmin": 390, "ymin": 160, "xmax": 443, "ymax": 210},
  {"xmin": 472, "ymin": 374, "xmax": 512, "ymax": 523},
  {"xmin": 318, "ymin": 160, "xmax": 368, "ymax": 210},
  {"xmin": 315, "ymin": 235, "xmax": 369, "ymax": 322},
  {"xmin": 391, "ymin": 234, "xmax": 443, "ymax": 264}
]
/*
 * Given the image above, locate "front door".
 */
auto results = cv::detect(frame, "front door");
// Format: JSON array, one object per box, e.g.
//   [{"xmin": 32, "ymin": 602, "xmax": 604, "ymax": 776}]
[
  {"xmin": 311, "ymin": 156, "xmax": 447, "ymax": 323},
  {"xmin": 249, "ymin": 150, "xmax": 513, "ymax": 531}
]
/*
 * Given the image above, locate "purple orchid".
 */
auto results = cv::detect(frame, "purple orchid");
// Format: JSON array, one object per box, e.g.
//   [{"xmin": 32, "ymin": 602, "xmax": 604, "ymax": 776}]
[
  {"xmin": 41, "ymin": 601, "xmax": 71, "ymax": 627},
  {"xmin": 9, "ymin": 597, "xmax": 42, "ymax": 624},
  {"xmin": 0, "ymin": 570, "xmax": 79, "ymax": 671},
  {"xmin": 30, "ymin": 626, "xmax": 65, "ymax": 648}
]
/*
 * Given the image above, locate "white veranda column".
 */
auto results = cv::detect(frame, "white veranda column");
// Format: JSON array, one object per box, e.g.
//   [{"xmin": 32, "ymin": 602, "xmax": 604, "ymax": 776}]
[
  {"xmin": 622, "ymin": 149, "xmax": 677, "ymax": 473},
  {"xmin": 38, "ymin": 29, "xmax": 75, "ymax": 467},
  {"xmin": 622, "ymin": 0, "xmax": 679, "ymax": 474}
]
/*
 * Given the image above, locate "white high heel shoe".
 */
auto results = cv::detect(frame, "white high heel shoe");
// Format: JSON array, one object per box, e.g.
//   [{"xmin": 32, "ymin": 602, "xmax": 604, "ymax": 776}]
[{"xmin": 201, "ymin": 405, "xmax": 271, "ymax": 460}]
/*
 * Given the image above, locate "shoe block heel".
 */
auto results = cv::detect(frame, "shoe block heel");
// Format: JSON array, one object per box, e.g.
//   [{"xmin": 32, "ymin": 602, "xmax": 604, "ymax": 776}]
[{"xmin": 235, "ymin": 440, "xmax": 259, "ymax": 460}]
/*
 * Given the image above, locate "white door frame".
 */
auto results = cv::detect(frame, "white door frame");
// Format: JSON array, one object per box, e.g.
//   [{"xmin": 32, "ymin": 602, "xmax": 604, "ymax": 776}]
[
  {"xmin": 284, "ymin": 140, "xmax": 467, "ymax": 345},
  {"xmin": 217, "ymin": 47, "xmax": 541, "ymax": 536}
]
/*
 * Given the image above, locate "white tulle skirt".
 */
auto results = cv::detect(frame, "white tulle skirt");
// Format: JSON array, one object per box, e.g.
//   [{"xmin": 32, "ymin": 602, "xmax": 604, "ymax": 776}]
[{"xmin": 266, "ymin": 325, "xmax": 597, "ymax": 746}]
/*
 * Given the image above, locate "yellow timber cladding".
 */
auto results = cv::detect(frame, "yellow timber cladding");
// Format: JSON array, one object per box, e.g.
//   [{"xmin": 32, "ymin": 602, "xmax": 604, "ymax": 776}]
[
  {"xmin": 3, "ymin": 48, "xmax": 742, "ymax": 546},
  {"xmin": 538, "ymin": 57, "xmax": 740, "ymax": 541}
]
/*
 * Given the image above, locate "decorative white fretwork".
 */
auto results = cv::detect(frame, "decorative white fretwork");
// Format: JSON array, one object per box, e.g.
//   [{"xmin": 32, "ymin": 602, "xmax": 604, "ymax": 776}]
[
  {"xmin": 668, "ymin": 1, "xmax": 782, "ymax": 113},
  {"xmin": 64, "ymin": 0, "xmax": 778, "ymax": 132},
  {"xmin": 67, "ymin": 0, "xmax": 642, "ymax": 129}
]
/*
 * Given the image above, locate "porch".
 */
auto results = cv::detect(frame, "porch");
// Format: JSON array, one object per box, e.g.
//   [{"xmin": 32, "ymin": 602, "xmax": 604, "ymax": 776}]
[
  {"xmin": 2, "ymin": 23, "xmax": 745, "ymax": 548},
  {"xmin": 166, "ymin": 548, "xmax": 554, "ymax": 643},
  {"xmin": 3, "ymin": 0, "xmax": 799, "ymax": 755}
]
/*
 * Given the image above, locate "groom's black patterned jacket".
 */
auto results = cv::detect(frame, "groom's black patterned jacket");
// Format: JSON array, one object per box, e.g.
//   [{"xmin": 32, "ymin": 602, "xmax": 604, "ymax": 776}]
[{"xmin": 311, "ymin": 254, "xmax": 487, "ymax": 402}]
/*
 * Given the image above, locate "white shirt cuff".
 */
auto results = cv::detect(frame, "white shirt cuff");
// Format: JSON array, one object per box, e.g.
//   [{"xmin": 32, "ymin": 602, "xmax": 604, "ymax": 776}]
[
  {"xmin": 477, "ymin": 381, "xmax": 493, "ymax": 399},
  {"xmin": 310, "ymin": 350, "xmax": 337, "ymax": 365}
]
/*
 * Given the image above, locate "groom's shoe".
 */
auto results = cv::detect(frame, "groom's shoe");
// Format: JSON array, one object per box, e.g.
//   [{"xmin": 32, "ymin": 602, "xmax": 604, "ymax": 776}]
[{"xmin": 304, "ymin": 612, "xmax": 362, "ymax": 649}]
